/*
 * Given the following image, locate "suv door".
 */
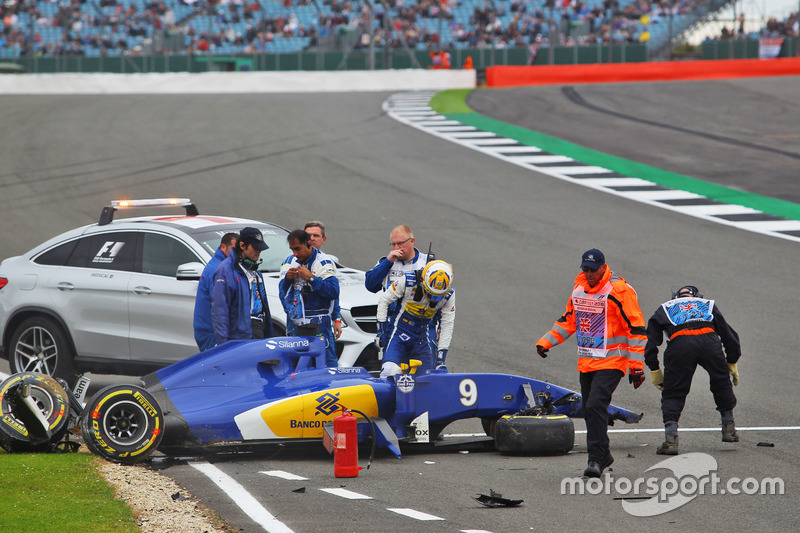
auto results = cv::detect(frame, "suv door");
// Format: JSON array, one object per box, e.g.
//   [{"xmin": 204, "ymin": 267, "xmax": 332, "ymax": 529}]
[
  {"xmin": 43, "ymin": 231, "xmax": 136, "ymax": 360},
  {"xmin": 128, "ymin": 231, "xmax": 204, "ymax": 364}
]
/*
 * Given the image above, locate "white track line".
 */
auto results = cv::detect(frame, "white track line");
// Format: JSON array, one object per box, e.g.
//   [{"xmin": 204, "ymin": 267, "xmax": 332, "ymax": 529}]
[
  {"xmin": 191, "ymin": 462, "xmax": 294, "ymax": 533},
  {"xmin": 383, "ymin": 91, "xmax": 800, "ymax": 244},
  {"xmin": 319, "ymin": 488, "xmax": 372, "ymax": 499},
  {"xmin": 446, "ymin": 426, "xmax": 800, "ymax": 438},
  {"xmin": 387, "ymin": 508, "xmax": 445, "ymax": 520},
  {"xmin": 577, "ymin": 426, "xmax": 800, "ymax": 434},
  {"xmin": 260, "ymin": 470, "xmax": 308, "ymax": 480}
]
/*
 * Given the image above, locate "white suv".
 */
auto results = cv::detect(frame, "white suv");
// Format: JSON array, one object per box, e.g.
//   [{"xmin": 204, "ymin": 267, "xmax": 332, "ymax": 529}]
[{"xmin": 0, "ymin": 199, "xmax": 379, "ymax": 384}]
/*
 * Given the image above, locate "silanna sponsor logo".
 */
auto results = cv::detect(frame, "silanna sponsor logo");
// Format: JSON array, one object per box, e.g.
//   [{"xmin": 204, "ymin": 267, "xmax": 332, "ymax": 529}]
[
  {"xmin": 265, "ymin": 338, "xmax": 311, "ymax": 350},
  {"xmin": 328, "ymin": 368, "xmax": 362, "ymax": 374}
]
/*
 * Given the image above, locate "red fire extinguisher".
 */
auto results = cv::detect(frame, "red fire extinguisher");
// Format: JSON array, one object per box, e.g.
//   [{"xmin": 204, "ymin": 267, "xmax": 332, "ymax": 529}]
[{"xmin": 333, "ymin": 408, "xmax": 361, "ymax": 478}]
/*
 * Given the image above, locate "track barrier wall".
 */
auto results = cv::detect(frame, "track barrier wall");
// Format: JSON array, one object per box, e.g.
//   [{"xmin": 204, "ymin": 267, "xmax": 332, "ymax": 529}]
[
  {"xmin": 485, "ymin": 57, "xmax": 800, "ymax": 87},
  {"xmin": 0, "ymin": 69, "xmax": 477, "ymax": 94}
]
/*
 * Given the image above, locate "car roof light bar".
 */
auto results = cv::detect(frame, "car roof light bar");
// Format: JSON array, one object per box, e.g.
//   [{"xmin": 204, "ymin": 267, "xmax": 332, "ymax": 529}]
[{"xmin": 99, "ymin": 198, "xmax": 199, "ymax": 225}]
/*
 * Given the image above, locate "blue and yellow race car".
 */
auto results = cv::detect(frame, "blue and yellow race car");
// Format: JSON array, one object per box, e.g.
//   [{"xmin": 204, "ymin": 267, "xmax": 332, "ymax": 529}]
[{"xmin": 0, "ymin": 336, "xmax": 642, "ymax": 464}]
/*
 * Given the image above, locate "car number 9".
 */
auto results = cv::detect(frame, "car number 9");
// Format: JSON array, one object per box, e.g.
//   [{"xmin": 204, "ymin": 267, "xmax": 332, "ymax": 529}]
[{"xmin": 459, "ymin": 379, "xmax": 477, "ymax": 406}]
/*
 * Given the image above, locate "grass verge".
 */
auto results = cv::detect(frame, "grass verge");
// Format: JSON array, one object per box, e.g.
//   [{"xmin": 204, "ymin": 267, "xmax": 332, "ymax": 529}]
[{"xmin": 0, "ymin": 448, "xmax": 139, "ymax": 532}]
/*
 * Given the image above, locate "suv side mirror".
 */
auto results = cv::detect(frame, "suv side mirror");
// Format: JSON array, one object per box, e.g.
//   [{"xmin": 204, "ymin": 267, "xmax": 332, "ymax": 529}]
[{"xmin": 176, "ymin": 262, "xmax": 204, "ymax": 281}]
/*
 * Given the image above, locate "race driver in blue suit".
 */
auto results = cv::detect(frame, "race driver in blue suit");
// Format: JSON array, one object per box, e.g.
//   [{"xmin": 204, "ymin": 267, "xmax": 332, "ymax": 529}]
[
  {"xmin": 376, "ymin": 260, "xmax": 456, "ymax": 378},
  {"xmin": 279, "ymin": 229, "xmax": 341, "ymax": 367}
]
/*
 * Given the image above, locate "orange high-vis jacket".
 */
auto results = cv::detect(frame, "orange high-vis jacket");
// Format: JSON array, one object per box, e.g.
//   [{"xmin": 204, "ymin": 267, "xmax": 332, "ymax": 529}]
[{"xmin": 537, "ymin": 266, "xmax": 646, "ymax": 374}]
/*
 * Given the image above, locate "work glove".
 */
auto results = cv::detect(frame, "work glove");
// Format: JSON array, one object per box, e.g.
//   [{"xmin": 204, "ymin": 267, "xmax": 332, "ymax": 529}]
[
  {"xmin": 435, "ymin": 349, "xmax": 448, "ymax": 371},
  {"xmin": 649, "ymin": 368, "xmax": 664, "ymax": 391},
  {"xmin": 727, "ymin": 362, "xmax": 739, "ymax": 386},
  {"xmin": 628, "ymin": 367, "xmax": 645, "ymax": 389},
  {"xmin": 536, "ymin": 345, "xmax": 549, "ymax": 358}
]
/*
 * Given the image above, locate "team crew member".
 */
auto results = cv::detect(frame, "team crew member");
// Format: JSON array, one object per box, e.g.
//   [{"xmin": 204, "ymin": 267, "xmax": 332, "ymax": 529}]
[
  {"xmin": 536, "ymin": 249, "xmax": 647, "ymax": 478},
  {"xmin": 365, "ymin": 225, "xmax": 440, "ymax": 359},
  {"xmin": 365, "ymin": 225, "xmax": 429, "ymax": 293},
  {"xmin": 376, "ymin": 260, "xmax": 455, "ymax": 378},
  {"xmin": 644, "ymin": 285, "xmax": 742, "ymax": 455},
  {"xmin": 279, "ymin": 230, "xmax": 340, "ymax": 367},
  {"xmin": 304, "ymin": 221, "xmax": 342, "ymax": 341},
  {"xmin": 211, "ymin": 227, "xmax": 273, "ymax": 345},
  {"xmin": 193, "ymin": 232, "xmax": 237, "ymax": 351}
]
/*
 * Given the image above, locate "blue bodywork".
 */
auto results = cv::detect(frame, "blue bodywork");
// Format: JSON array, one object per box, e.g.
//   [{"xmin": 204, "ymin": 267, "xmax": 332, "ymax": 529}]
[{"xmin": 140, "ymin": 336, "xmax": 642, "ymax": 455}]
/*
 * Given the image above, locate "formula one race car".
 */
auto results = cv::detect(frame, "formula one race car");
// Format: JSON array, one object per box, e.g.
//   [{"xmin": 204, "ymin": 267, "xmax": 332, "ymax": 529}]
[{"xmin": 0, "ymin": 337, "xmax": 643, "ymax": 463}]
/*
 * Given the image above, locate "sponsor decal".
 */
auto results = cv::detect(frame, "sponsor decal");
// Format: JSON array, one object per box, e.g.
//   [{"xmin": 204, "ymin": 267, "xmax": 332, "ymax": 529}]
[
  {"xmin": 315, "ymin": 392, "xmax": 341, "ymax": 416},
  {"xmin": 134, "ymin": 391, "xmax": 157, "ymax": 417},
  {"xmin": 92, "ymin": 241, "xmax": 125, "ymax": 264},
  {"xmin": 251, "ymin": 385, "xmax": 379, "ymax": 439},
  {"xmin": 396, "ymin": 374, "xmax": 415, "ymax": 393},
  {"xmin": 265, "ymin": 338, "xmax": 310, "ymax": 350}
]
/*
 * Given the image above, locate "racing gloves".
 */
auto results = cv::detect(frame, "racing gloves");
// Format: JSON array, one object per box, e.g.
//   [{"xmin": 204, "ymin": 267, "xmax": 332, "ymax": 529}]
[
  {"xmin": 628, "ymin": 367, "xmax": 645, "ymax": 389},
  {"xmin": 649, "ymin": 368, "xmax": 664, "ymax": 391},
  {"xmin": 536, "ymin": 345, "xmax": 549, "ymax": 358},
  {"xmin": 727, "ymin": 363, "xmax": 739, "ymax": 386}
]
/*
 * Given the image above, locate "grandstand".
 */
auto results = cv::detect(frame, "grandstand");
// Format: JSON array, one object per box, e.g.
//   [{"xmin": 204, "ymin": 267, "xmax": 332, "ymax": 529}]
[{"xmin": 0, "ymin": 0, "xmax": 796, "ymax": 61}]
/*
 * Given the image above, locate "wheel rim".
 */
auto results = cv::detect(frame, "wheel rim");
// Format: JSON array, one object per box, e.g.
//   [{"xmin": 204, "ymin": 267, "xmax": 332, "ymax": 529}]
[
  {"xmin": 14, "ymin": 326, "xmax": 58, "ymax": 375},
  {"xmin": 103, "ymin": 401, "xmax": 150, "ymax": 446},
  {"xmin": 26, "ymin": 386, "xmax": 56, "ymax": 418}
]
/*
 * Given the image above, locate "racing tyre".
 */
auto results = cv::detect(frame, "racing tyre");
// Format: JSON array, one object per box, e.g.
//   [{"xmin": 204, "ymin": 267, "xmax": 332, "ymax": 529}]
[
  {"xmin": 80, "ymin": 384, "xmax": 164, "ymax": 465},
  {"xmin": 494, "ymin": 414, "xmax": 574, "ymax": 456},
  {"xmin": 0, "ymin": 372, "xmax": 71, "ymax": 453},
  {"xmin": 9, "ymin": 316, "xmax": 77, "ymax": 386},
  {"xmin": 481, "ymin": 417, "xmax": 499, "ymax": 438}
]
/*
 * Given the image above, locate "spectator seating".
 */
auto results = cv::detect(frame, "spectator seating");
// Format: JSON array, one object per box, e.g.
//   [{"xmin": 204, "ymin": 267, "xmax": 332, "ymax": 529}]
[{"xmin": 1, "ymin": 0, "xmax": 793, "ymax": 59}]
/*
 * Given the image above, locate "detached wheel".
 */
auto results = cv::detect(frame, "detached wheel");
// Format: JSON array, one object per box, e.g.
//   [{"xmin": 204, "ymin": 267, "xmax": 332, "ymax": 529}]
[
  {"xmin": 9, "ymin": 317, "xmax": 77, "ymax": 386},
  {"xmin": 0, "ymin": 372, "xmax": 71, "ymax": 453},
  {"xmin": 81, "ymin": 385, "xmax": 164, "ymax": 465},
  {"xmin": 494, "ymin": 414, "xmax": 574, "ymax": 456}
]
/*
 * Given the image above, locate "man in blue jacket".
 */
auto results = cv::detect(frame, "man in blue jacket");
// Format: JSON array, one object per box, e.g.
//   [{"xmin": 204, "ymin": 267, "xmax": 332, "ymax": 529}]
[
  {"xmin": 280, "ymin": 229, "xmax": 340, "ymax": 366},
  {"xmin": 211, "ymin": 227, "xmax": 273, "ymax": 346},
  {"xmin": 193, "ymin": 232, "xmax": 238, "ymax": 351}
]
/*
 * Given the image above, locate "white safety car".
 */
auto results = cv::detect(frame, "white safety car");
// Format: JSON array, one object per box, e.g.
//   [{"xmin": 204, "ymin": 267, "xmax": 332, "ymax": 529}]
[{"xmin": 0, "ymin": 199, "xmax": 379, "ymax": 384}]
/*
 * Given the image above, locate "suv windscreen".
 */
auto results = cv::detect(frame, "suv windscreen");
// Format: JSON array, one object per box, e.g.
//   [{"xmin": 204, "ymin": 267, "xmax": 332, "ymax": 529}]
[{"xmin": 190, "ymin": 225, "xmax": 290, "ymax": 272}]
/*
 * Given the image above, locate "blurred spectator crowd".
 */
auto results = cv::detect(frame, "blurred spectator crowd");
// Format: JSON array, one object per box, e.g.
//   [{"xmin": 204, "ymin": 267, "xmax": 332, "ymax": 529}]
[{"xmin": 0, "ymin": 0, "xmax": 797, "ymax": 58}]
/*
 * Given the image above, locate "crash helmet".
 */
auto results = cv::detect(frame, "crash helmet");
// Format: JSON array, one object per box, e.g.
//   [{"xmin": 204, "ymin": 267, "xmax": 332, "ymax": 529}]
[
  {"xmin": 421, "ymin": 260, "xmax": 453, "ymax": 301},
  {"xmin": 673, "ymin": 285, "xmax": 702, "ymax": 299}
]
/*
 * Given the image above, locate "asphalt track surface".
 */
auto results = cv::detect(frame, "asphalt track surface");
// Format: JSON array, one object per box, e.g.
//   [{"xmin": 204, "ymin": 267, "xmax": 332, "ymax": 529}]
[{"xmin": 1, "ymin": 77, "xmax": 799, "ymax": 532}]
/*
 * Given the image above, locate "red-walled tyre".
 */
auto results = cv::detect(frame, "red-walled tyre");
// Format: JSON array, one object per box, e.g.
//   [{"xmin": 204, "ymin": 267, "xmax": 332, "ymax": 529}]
[
  {"xmin": 494, "ymin": 414, "xmax": 574, "ymax": 456},
  {"xmin": 81, "ymin": 384, "xmax": 164, "ymax": 465}
]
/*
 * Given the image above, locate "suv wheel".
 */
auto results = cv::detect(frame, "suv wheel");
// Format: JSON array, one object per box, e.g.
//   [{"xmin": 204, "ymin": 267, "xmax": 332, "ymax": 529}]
[{"xmin": 9, "ymin": 317, "xmax": 77, "ymax": 386}]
